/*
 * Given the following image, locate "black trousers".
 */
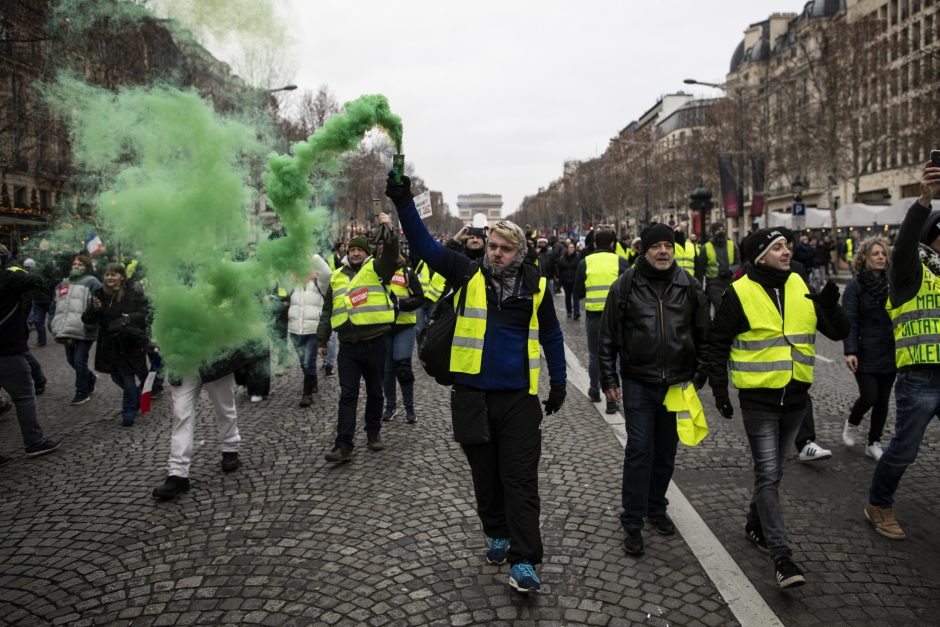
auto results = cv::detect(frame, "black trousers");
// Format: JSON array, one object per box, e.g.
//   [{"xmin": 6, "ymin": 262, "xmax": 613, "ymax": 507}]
[
  {"xmin": 459, "ymin": 386, "xmax": 543, "ymax": 565},
  {"xmin": 335, "ymin": 336, "xmax": 386, "ymax": 450},
  {"xmin": 849, "ymin": 371, "xmax": 895, "ymax": 444},
  {"xmin": 794, "ymin": 396, "xmax": 816, "ymax": 450}
]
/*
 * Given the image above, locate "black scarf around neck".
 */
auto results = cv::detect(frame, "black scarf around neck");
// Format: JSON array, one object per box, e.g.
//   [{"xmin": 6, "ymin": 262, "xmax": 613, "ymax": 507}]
[
  {"xmin": 857, "ymin": 269, "xmax": 889, "ymax": 306},
  {"xmin": 748, "ymin": 263, "xmax": 790, "ymax": 288},
  {"xmin": 635, "ymin": 256, "xmax": 676, "ymax": 282}
]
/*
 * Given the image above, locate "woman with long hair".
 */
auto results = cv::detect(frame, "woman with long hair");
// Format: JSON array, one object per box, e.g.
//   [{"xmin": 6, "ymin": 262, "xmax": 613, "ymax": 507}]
[
  {"xmin": 82, "ymin": 263, "xmax": 151, "ymax": 426},
  {"xmin": 841, "ymin": 237, "xmax": 895, "ymax": 461}
]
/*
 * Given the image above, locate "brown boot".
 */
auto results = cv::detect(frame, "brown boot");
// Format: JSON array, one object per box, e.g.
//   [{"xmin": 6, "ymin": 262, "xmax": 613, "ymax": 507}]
[
  {"xmin": 367, "ymin": 432, "xmax": 385, "ymax": 451},
  {"xmin": 324, "ymin": 447, "xmax": 352, "ymax": 463},
  {"xmin": 864, "ymin": 500, "xmax": 906, "ymax": 540}
]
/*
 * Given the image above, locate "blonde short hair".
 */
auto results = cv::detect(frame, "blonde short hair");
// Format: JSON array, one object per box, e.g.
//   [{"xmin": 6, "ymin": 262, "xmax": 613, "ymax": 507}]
[
  {"xmin": 489, "ymin": 220, "xmax": 526, "ymax": 251},
  {"xmin": 854, "ymin": 236, "xmax": 891, "ymax": 273}
]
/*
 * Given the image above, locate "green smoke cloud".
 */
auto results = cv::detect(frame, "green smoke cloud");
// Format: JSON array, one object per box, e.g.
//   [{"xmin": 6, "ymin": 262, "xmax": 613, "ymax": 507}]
[{"xmin": 46, "ymin": 75, "xmax": 403, "ymax": 377}]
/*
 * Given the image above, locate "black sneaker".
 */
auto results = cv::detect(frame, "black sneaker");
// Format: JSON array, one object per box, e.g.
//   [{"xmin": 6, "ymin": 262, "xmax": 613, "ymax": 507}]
[
  {"xmin": 774, "ymin": 558, "xmax": 806, "ymax": 589},
  {"xmin": 70, "ymin": 393, "xmax": 90, "ymax": 406},
  {"xmin": 588, "ymin": 390, "xmax": 602, "ymax": 403},
  {"xmin": 647, "ymin": 513, "xmax": 676, "ymax": 535},
  {"xmin": 25, "ymin": 437, "xmax": 61, "ymax": 458},
  {"xmin": 623, "ymin": 528, "xmax": 644, "ymax": 555},
  {"xmin": 221, "ymin": 451, "xmax": 241, "ymax": 473},
  {"xmin": 605, "ymin": 401, "xmax": 619, "ymax": 415},
  {"xmin": 324, "ymin": 366, "xmax": 334, "ymax": 376},
  {"xmin": 324, "ymin": 447, "xmax": 352, "ymax": 463},
  {"xmin": 745, "ymin": 521, "xmax": 769, "ymax": 553},
  {"xmin": 152, "ymin": 475, "xmax": 190, "ymax": 500}
]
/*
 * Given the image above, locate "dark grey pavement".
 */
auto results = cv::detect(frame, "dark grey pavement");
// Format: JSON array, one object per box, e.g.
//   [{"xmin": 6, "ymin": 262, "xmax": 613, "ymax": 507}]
[
  {"xmin": 1, "ymin": 335, "xmax": 734, "ymax": 626},
  {"xmin": 2, "ymin": 278, "xmax": 938, "ymax": 626}
]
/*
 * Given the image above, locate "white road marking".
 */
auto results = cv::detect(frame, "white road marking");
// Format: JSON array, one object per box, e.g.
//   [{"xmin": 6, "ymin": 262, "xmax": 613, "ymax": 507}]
[
  {"xmin": 562, "ymin": 342, "xmax": 784, "ymax": 627},
  {"xmin": 815, "ymin": 354, "xmax": 834, "ymax": 363}
]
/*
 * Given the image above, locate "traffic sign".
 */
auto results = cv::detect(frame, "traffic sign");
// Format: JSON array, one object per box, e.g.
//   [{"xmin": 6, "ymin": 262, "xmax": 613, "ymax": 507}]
[{"xmin": 792, "ymin": 202, "xmax": 806, "ymax": 216}]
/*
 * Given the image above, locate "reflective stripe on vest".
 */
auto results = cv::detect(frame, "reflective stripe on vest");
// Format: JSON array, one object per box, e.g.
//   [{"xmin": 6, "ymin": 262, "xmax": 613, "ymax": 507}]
[
  {"xmin": 584, "ymin": 251, "xmax": 620, "ymax": 312},
  {"xmin": 329, "ymin": 259, "xmax": 394, "ymax": 328},
  {"xmin": 451, "ymin": 271, "xmax": 546, "ymax": 395},
  {"xmin": 887, "ymin": 264, "xmax": 940, "ymax": 367},
  {"xmin": 705, "ymin": 240, "xmax": 735, "ymax": 278},
  {"xmin": 416, "ymin": 260, "xmax": 447, "ymax": 303},
  {"xmin": 389, "ymin": 268, "xmax": 417, "ymax": 325},
  {"xmin": 729, "ymin": 274, "xmax": 817, "ymax": 388},
  {"xmin": 674, "ymin": 240, "xmax": 696, "ymax": 274}
]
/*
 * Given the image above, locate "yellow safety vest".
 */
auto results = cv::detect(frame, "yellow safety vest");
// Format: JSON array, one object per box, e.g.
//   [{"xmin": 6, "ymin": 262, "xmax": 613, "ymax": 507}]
[
  {"xmin": 729, "ymin": 274, "xmax": 817, "ymax": 389},
  {"xmin": 451, "ymin": 270, "xmax": 546, "ymax": 395},
  {"xmin": 615, "ymin": 242, "xmax": 629, "ymax": 260},
  {"xmin": 388, "ymin": 268, "xmax": 417, "ymax": 326},
  {"xmin": 584, "ymin": 251, "xmax": 620, "ymax": 312},
  {"xmin": 705, "ymin": 240, "xmax": 735, "ymax": 279},
  {"xmin": 674, "ymin": 240, "xmax": 696, "ymax": 274},
  {"xmin": 887, "ymin": 264, "xmax": 940, "ymax": 367},
  {"xmin": 329, "ymin": 259, "xmax": 394, "ymax": 329},
  {"xmin": 328, "ymin": 255, "xmax": 337, "ymax": 271},
  {"xmin": 416, "ymin": 260, "xmax": 447, "ymax": 303},
  {"xmin": 664, "ymin": 382, "xmax": 708, "ymax": 446},
  {"xmin": 846, "ymin": 238, "xmax": 854, "ymax": 261}
]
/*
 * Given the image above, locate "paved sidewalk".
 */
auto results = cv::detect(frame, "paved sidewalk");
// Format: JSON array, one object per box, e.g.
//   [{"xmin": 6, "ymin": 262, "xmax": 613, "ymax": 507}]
[{"xmin": 0, "ymin": 340, "xmax": 735, "ymax": 626}]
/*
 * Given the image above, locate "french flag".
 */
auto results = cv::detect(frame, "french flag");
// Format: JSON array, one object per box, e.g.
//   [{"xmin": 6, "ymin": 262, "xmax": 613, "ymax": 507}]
[
  {"xmin": 139, "ymin": 372, "xmax": 157, "ymax": 414},
  {"xmin": 85, "ymin": 230, "xmax": 105, "ymax": 256}
]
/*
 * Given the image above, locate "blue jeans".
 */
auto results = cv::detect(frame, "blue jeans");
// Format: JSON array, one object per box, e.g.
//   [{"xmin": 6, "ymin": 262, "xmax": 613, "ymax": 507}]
[
  {"xmin": 383, "ymin": 326, "xmax": 416, "ymax": 411},
  {"xmin": 325, "ymin": 331, "xmax": 337, "ymax": 369},
  {"xmin": 290, "ymin": 333, "xmax": 319, "ymax": 376},
  {"xmin": 64, "ymin": 340, "xmax": 95, "ymax": 397},
  {"xmin": 585, "ymin": 312, "xmax": 602, "ymax": 395},
  {"xmin": 30, "ymin": 302, "xmax": 51, "ymax": 346},
  {"xmin": 415, "ymin": 301, "xmax": 436, "ymax": 337},
  {"xmin": 619, "ymin": 379, "xmax": 678, "ymax": 530},
  {"xmin": 741, "ymin": 405, "xmax": 804, "ymax": 563},
  {"xmin": 110, "ymin": 372, "xmax": 146, "ymax": 420},
  {"xmin": 0, "ymin": 354, "xmax": 45, "ymax": 449},
  {"xmin": 561, "ymin": 281, "xmax": 580, "ymax": 318},
  {"xmin": 23, "ymin": 351, "xmax": 46, "ymax": 386},
  {"xmin": 869, "ymin": 368, "xmax": 940, "ymax": 507}
]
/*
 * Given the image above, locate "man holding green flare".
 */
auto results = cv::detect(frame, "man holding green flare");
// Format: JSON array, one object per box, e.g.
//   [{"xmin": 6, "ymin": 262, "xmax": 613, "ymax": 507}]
[{"xmin": 865, "ymin": 161, "xmax": 940, "ymax": 540}]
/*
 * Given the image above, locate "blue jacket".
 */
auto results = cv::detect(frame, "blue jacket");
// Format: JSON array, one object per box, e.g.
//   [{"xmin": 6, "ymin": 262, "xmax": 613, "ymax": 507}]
[
  {"xmin": 841, "ymin": 277, "xmax": 896, "ymax": 374},
  {"xmin": 397, "ymin": 200, "xmax": 566, "ymax": 391}
]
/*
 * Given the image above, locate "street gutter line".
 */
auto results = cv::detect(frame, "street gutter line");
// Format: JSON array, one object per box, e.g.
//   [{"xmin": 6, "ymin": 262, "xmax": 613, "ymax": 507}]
[{"xmin": 561, "ymin": 343, "xmax": 784, "ymax": 627}]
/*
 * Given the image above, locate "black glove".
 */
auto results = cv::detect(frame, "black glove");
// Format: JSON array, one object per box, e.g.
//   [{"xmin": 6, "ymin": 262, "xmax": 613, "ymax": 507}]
[
  {"xmin": 715, "ymin": 396, "xmax": 734, "ymax": 419},
  {"xmin": 692, "ymin": 371, "xmax": 708, "ymax": 391},
  {"xmin": 805, "ymin": 279, "xmax": 840, "ymax": 308},
  {"xmin": 542, "ymin": 381, "xmax": 566, "ymax": 415},
  {"xmin": 384, "ymin": 172, "xmax": 413, "ymax": 210}
]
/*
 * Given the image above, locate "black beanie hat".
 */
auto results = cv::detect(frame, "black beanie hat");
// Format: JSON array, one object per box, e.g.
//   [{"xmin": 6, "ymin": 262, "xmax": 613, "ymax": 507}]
[
  {"xmin": 921, "ymin": 210, "xmax": 940, "ymax": 246},
  {"xmin": 640, "ymin": 223, "xmax": 675, "ymax": 253},
  {"xmin": 742, "ymin": 228, "xmax": 787, "ymax": 264}
]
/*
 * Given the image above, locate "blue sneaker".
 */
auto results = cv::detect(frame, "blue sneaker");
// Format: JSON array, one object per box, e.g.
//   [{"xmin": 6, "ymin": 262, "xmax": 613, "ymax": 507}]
[
  {"xmin": 485, "ymin": 537, "xmax": 510, "ymax": 565},
  {"xmin": 508, "ymin": 561, "xmax": 541, "ymax": 593}
]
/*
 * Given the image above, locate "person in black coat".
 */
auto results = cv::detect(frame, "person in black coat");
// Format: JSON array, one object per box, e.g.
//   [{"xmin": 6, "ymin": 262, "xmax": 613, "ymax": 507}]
[
  {"xmin": 82, "ymin": 263, "xmax": 150, "ymax": 426},
  {"xmin": 556, "ymin": 242, "xmax": 582, "ymax": 319},
  {"xmin": 841, "ymin": 237, "xmax": 895, "ymax": 461}
]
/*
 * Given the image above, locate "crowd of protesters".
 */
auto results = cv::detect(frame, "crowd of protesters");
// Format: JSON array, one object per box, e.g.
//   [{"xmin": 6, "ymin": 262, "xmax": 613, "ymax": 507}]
[{"xmin": 0, "ymin": 161, "xmax": 936, "ymax": 596}]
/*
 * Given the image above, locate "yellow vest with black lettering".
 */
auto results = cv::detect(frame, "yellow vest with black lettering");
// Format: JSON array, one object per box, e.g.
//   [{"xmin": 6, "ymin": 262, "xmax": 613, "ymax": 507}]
[
  {"xmin": 887, "ymin": 264, "xmax": 940, "ymax": 368},
  {"xmin": 450, "ymin": 270, "xmax": 546, "ymax": 395},
  {"xmin": 584, "ymin": 251, "xmax": 620, "ymax": 312},
  {"xmin": 705, "ymin": 240, "xmax": 735, "ymax": 278},
  {"xmin": 416, "ymin": 259, "xmax": 447, "ymax": 303},
  {"xmin": 389, "ymin": 268, "xmax": 417, "ymax": 326},
  {"xmin": 729, "ymin": 274, "xmax": 817, "ymax": 388},
  {"xmin": 329, "ymin": 259, "xmax": 394, "ymax": 328},
  {"xmin": 674, "ymin": 240, "xmax": 696, "ymax": 274}
]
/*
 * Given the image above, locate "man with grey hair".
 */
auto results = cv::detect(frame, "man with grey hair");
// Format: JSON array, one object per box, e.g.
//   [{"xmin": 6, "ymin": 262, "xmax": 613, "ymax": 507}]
[{"xmin": 386, "ymin": 173, "xmax": 567, "ymax": 594}]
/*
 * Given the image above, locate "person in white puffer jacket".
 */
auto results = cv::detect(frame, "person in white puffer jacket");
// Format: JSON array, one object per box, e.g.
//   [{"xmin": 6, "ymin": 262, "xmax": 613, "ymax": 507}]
[{"xmin": 288, "ymin": 253, "xmax": 332, "ymax": 407}]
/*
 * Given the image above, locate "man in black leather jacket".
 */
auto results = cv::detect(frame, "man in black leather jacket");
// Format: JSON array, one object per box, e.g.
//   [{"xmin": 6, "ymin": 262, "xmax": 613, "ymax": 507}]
[{"xmin": 598, "ymin": 224, "xmax": 710, "ymax": 556}]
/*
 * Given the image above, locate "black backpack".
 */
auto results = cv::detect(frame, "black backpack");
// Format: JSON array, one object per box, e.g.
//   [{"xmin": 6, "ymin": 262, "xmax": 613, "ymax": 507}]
[{"xmin": 417, "ymin": 263, "xmax": 476, "ymax": 386}]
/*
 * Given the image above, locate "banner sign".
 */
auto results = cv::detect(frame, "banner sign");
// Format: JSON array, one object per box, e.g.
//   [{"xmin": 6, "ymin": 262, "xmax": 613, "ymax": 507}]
[
  {"xmin": 414, "ymin": 191, "xmax": 432, "ymax": 219},
  {"xmin": 717, "ymin": 154, "xmax": 740, "ymax": 218}
]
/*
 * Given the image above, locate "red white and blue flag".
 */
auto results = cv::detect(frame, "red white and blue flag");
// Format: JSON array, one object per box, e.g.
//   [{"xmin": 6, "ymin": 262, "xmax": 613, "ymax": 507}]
[
  {"xmin": 85, "ymin": 231, "xmax": 105, "ymax": 256},
  {"xmin": 139, "ymin": 372, "xmax": 157, "ymax": 414}
]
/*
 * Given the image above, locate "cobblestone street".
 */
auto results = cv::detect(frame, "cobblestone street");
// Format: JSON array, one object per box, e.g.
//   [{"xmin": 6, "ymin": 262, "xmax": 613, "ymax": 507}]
[{"xmin": 1, "ymin": 288, "xmax": 938, "ymax": 626}]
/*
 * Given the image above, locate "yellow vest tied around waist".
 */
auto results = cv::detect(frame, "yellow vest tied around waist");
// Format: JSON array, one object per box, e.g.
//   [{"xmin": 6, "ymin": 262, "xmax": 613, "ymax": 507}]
[
  {"xmin": 674, "ymin": 240, "xmax": 696, "ymax": 275},
  {"xmin": 729, "ymin": 274, "xmax": 817, "ymax": 389},
  {"xmin": 389, "ymin": 268, "xmax": 417, "ymax": 325},
  {"xmin": 451, "ymin": 269, "xmax": 546, "ymax": 395},
  {"xmin": 329, "ymin": 259, "xmax": 395, "ymax": 328},
  {"xmin": 664, "ymin": 382, "xmax": 708, "ymax": 446},
  {"xmin": 705, "ymin": 240, "xmax": 735, "ymax": 278},
  {"xmin": 887, "ymin": 264, "xmax": 940, "ymax": 367},
  {"xmin": 584, "ymin": 251, "xmax": 620, "ymax": 312}
]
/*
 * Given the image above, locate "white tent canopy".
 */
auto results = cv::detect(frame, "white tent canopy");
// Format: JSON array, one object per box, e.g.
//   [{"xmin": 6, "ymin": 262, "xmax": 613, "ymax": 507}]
[{"xmin": 761, "ymin": 199, "xmax": 939, "ymax": 230}]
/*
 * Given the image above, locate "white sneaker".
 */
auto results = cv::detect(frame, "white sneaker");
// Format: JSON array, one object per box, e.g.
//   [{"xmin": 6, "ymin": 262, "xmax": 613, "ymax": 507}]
[
  {"xmin": 250, "ymin": 395, "xmax": 263, "ymax": 403},
  {"xmin": 842, "ymin": 421, "xmax": 858, "ymax": 447},
  {"xmin": 799, "ymin": 441, "xmax": 832, "ymax": 462},
  {"xmin": 865, "ymin": 441, "xmax": 884, "ymax": 461}
]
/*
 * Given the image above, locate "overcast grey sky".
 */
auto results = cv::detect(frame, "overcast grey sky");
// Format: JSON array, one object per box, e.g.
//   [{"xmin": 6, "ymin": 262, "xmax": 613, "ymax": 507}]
[{"xmin": 278, "ymin": 0, "xmax": 798, "ymax": 218}]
